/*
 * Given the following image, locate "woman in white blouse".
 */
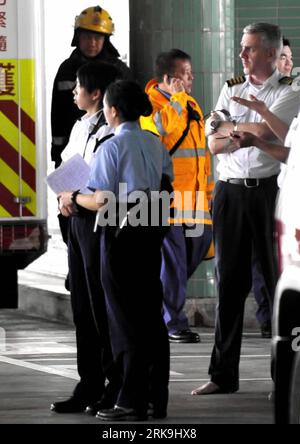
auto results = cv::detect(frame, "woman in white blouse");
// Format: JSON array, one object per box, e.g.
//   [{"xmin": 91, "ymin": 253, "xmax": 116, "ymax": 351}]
[{"xmin": 51, "ymin": 61, "xmax": 122, "ymax": 415}]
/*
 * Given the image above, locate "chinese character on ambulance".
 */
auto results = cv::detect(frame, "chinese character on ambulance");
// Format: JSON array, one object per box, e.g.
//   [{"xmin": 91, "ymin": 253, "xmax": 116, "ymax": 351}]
[
  {"xmin": 0, "ymin": 35, "xmax": 7, "ymax": 51},
  {"xmin": 0, "ymin": 12, "xmax": 6, "ymax": 28},
  {"xmin": 0, "ymin": 63, "xmax": 15, "ymax": 96}
]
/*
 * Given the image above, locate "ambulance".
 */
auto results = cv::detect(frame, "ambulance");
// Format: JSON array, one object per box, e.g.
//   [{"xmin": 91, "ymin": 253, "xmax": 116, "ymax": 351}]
[{"xmin": 0, "ymin": 0, "xmax": 48, "ymax": 308}]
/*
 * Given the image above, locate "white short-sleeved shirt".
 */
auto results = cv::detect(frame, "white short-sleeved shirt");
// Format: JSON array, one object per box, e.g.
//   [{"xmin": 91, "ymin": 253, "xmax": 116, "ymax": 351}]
[
  {"xmin": 87, "ymin": 121, "xmax": 174, "ymax": 201},
  {"xmin": 215, "ymin": 69, "xmax": 300, "ymax": 179},
  {"xmin": 61, "ymin": 111, "xmax": 113, "ymax": 166},
  {"xmin": 278, "ymin": 113, "xmax": 300, "ymax": 187}
]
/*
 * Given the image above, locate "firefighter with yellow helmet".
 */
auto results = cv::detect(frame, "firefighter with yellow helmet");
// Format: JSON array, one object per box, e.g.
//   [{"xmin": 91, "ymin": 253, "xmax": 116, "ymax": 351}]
[
  {"xmin": 50, "ymin": 6, "xmax": 133, "ymax": 290},
  {"xmin": 51, "ymin": 5, "xmax": 132, "ymax": 169},
  {"xmin": 73, "ymin": 6, "xmax": 115, "ymax": 38}
]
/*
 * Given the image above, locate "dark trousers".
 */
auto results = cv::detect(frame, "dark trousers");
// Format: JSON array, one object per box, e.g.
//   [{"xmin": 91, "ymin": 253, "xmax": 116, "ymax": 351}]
[
  {"xmin": 58, "ymin": 213, "xmax": 69, "ymax": 245},
  {"xmin": 209, "ymin": 178, "xmax": 278, "ymax": 390},
  {"xmin": 68, "ymin": 212, "xmax": 120, "ymax": 402},
  {"xmin": 101, "ymin": 224, "xmax": 170, "ymax": 414},
  {"xmin": 252, "ymin": 260, "xmax": 271, "ymax": 325},
  {"xmin": 58, "ymin": 214, "xmax": 69, "ymax": 288},
  {"xmin": 161, "ymin": 224, "xmax": 213, "ymax": 333}
]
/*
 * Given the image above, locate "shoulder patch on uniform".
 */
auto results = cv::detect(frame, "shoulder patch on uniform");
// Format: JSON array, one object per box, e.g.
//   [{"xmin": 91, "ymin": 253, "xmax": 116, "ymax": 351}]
[
  {"xmin": 226, "ymin": 75, "xmax": 246, "ymax": 87},
  {"xmin": 279, "ymin": 76, "xmax": 293, "ymax": 86}
]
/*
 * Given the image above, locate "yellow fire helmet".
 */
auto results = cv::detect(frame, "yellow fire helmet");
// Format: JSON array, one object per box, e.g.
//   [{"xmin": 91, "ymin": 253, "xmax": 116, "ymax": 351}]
[{"xmin": 74, "ymin": 6, "xmax": 115, "ymax": 36}]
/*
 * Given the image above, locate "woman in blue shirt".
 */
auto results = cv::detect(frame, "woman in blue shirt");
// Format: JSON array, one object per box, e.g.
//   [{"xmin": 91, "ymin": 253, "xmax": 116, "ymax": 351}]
[{"xmin": 59, "ymin": 80, "xmax": 173, "ymax": 421}]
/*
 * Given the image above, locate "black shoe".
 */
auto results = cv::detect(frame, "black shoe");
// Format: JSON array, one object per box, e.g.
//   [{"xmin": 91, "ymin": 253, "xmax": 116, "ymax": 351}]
[
  {"xmin": 168, "ymin": 329, "xmax": 201, "ymax": 343},
  {"xmin": 86, "ymin": 380, "xmax": 121, "ymax": 415},
  {"xmin": 85, "ymin": 398, "xmax": 115, "ymax": 416},
  {"xmin": 261, "ymin": 321, "xmax": 272, "ymax": 339},
  {"xmin": 50, "ymin": 397, "xmax": 88, "ymax": 413},
  {"xmin": 96, "ymin": 406, "xmax": 147, "ymax": 422}
]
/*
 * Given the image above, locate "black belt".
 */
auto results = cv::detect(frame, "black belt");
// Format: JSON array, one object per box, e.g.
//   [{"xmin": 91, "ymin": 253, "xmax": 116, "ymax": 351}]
[{"xmin": 221, "ymin": 176, "xmax": 277, "ymax": 188}]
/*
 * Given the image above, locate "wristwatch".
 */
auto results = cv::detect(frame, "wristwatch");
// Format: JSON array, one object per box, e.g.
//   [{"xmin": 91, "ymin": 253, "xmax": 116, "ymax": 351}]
[
  {"xmin": 210, "ymin": 119, "xmax": 222, "ymax": 132},
  {"xmin": 71, "ymin": 190, "xmax": 81, "ymax": 210}
]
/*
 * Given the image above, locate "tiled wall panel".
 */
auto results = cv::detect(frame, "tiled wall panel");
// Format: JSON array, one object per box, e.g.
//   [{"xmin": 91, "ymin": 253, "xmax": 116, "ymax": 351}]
[
  {"xmin": 130, "ymin": 0, "xmax": 235, "ymax": 115},
  {"xmin": 129, "ymin": 0, "xmax": 236, "ymax": 298},
  {"xmin": 235, "ymin": 0, "xmax": 300, "ymax": 74}
]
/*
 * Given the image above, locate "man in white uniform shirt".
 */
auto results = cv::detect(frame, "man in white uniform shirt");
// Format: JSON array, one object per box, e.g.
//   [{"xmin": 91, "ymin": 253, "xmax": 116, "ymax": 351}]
[{"xmin": 192, "ymin": 22, "xmax": 300, "ymax": 396}]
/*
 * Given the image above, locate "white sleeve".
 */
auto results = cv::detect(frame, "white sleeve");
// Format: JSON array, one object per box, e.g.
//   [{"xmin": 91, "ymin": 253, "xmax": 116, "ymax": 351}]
[
  {"xmin": 61, "ymin": 122, "xmax": 80, "ymax": 162},
  {"xmin": 214, "ymin": 84, "xmax": 232, "ymax": 113},
  {"xmin": 269, "ymin": 87, "xmax": 300, "ymax": 126}
]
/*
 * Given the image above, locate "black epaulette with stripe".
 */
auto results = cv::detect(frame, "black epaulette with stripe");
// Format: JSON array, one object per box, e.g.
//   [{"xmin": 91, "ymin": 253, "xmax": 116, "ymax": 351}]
[
  {"xmin": 279, "ymin": 76, "xmax": 293, "ymax": 86},
  {"xmin": 226, "ymin": 75, "xmax": 246, "ymax": 87}
]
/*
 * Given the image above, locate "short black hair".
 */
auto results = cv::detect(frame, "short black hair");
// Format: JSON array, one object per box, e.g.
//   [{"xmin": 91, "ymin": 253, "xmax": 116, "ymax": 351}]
[
  {"xmin": 283, "ymin": 37, "xmax": 291, "ymax": 47},
  {"xmin": 76, "ymin": 61, "xmax": 121, "ymax": 94},
  {"xmin": 155, "ymin": 48, "xmax": 191, "ymax": 83},
  {"xmin": 105, "ymin": 80, "xmax": 153, "ymax": 121}
]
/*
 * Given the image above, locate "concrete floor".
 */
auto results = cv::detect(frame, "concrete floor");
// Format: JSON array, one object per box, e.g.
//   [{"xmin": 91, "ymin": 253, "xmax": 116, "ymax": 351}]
[{"xmin": 0, "ymin": 309, "xmax": 274, "ymax": 425}]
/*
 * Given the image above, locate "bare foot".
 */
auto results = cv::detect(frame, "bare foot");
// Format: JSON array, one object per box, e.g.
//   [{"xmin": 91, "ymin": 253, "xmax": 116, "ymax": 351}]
[{"xmin": 191, "ymin": 381, "xmax": 221, "ymax": 395}]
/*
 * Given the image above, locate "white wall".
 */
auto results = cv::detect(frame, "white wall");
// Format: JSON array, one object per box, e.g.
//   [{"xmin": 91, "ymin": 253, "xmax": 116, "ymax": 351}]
[{"xmin": 44, "ymin": 0, "xmax": 129, "ymax": 230}]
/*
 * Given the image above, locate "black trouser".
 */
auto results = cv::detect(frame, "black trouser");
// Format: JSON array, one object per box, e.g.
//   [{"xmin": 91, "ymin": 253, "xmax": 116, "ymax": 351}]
[
  {"xmin": 58, "ymin": 213, "xmax": 69, "ymax": 245},
  {"xmin": 101, "ymin": 224, "xmax": 170, "ymax": 414},
  {"xmin": 252, "ymin": 259, "xmax": 271, "ymax": 325},
  {"xmin": 68, "ymin": 212, "xmax": 120, "ymax": 403},
  {"xmin": 209, "ymin": 178, "xmax": 278, "ymax": 390}
]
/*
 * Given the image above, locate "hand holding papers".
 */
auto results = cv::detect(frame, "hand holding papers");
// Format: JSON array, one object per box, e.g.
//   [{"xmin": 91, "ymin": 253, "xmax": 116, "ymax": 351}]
[{"xmin": 46, "ymin": 154, "xmax": 92, "ymax": 194}]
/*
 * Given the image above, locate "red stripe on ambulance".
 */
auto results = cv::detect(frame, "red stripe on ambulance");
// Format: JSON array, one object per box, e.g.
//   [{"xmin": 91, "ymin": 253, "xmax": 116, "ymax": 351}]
[
  {"xmin": 0, "ymin": 135, "xmax": 36, "ymax": 191},
  {"xmin": 0, "ymin": 184, "xmax": 33, "ymax": 217},
  {"xmin": 0, "ymin": 100, "xmax": 35, "ymax": 144}
]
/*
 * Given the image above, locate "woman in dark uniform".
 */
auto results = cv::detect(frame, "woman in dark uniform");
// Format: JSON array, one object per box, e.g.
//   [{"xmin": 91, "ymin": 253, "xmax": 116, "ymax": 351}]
[{"xmin": 58, "ymin": 80, "xmax": 173, "ymax": 421}]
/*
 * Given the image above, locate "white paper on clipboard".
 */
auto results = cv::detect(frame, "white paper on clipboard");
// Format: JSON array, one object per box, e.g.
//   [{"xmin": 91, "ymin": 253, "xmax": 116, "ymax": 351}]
[{"xmin": 46, "ymin": 154, "xmax": 92, "ymax": 194}]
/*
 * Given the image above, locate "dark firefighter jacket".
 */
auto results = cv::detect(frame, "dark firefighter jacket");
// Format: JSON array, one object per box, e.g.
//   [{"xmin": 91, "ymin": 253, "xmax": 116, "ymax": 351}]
[{"xmin": 50, "ymin": 47, "xmax": 132, "ymax": 166}]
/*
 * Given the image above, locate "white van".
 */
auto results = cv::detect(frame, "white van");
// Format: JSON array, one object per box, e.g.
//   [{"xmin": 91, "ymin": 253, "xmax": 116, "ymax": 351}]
[{"xmin": 273, "ymin": 115, "xmax": 300, "ymax": 424}]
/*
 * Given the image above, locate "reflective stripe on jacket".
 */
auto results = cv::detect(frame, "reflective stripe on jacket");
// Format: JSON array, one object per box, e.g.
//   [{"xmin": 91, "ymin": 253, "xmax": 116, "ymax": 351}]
[{"xmin": 140, "ymin": 79, "xmax": 214, "ymax": 225}]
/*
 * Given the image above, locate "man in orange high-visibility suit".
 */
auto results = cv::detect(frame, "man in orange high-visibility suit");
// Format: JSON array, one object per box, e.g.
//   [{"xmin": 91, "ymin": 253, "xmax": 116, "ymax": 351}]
[{"xmin": 141, "ymin": 49, "xmax": 214, "ymax": 343}]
